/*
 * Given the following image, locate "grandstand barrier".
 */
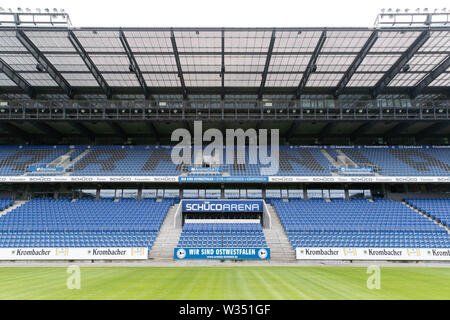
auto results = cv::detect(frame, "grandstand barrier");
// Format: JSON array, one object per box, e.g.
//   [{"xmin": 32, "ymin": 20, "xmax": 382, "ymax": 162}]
[
  {"xmin": 174, "ymin": 247, "xmax": 270, "ymax": 260},
  {"xmin": 295, "ymin": 247, "xmax": 450, "ymax": 261},
  {"xmin": 0, "ymin": 247, "xmax": 148, "ymax": 260},
  {"xmin": 0, "ymin": 176, "xmax": 449, "ymax": 183}
]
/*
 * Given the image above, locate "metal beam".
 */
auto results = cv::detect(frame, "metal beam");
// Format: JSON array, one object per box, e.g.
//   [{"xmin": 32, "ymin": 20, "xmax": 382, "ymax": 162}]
[
  {"xmin": 29, "ymin": 121, "xmax": 62, "ymax": 138},
  {"xmin": 351, "ymin": 121, "xmax": 378, "ymax": 138},
  {"xmin": 318, "ymin": 122, "xmax": 339, "ymax": 137},
  {"xmin": 0, "ymin": 58, "xmax": 34, "ymax": 98},
  {"xmin": 171, "ymin": 31, "xmax": 188, "ymax": 99},
  {"xmin": 220, "ymin": 29, "xmax": 225, "ymax": 100},
  {"xmin": 67, "ymin": 122, "xmax": 95, "ymax": 141},
  {"xmin": 411, "ymin": 55, "xmax": 450, "ymax": 98},
  {"xmin": 295, "ymin": 31, "xmax": 327, "ymax": 99},
  {"xmin": 16, "ymin": 30, "xmax": 73, "ymax": 98},
  {"xmin": 258, "ymin": 30, "xmax": 276, "ymax": 100},
  {"xmin": 68, "ymin": 31, "xmax": 112, "ymax": 99},
  {"xmin": 119, "ymin": 30, "xmax": 150, "ymax": 99},
  {"xmin": 0, "ymin": 122, "xmax": 30, "ymax": 141},
  {"xmin": 145, "ymin": 122, "xmax": 160, "ymax": 142},
  {"xmin": 382, "ymin": 122, "xmax": 414, "ymax": 137},
  {"xmin": 106, "ymin": 122, "xmax": 127, "ymax": 140},
  {"xmin": 415, "ymin": 122, "xmax": 450, "ymax": 142},
  {"xmin": 372, "ymin": 30, "xmax": 431, "ymax": 98},
  {"xmin": 334, "ymin": 31, "xmax": 378, "ymax": 97},
  {"xmin": 285, "ymin": 121, "xmax": 301, "ymax": 140}
]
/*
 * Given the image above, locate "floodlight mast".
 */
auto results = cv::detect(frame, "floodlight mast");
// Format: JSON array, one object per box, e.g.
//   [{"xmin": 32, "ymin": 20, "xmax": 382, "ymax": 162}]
[
  {"xmin": 374, "ymin": 9, "xmax": 450, "ymax": 28},
  {"xmin": 0, "ymin": 9, "xmax": 71, "ymax": 27}
]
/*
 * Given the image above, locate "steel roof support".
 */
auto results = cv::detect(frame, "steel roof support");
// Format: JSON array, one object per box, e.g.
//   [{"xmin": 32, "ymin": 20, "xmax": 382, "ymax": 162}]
[
  {"xmin": 68, "ymin": 122, "xmax": 95, "ymax": 141},
  {"xmin": 383, "ymin": 122, "xmax": 414, "ymax": 137},
  {"xmin": 29, "ymin": 121, "xmax": 62, "ymax": 138},
  {"xmin": 171, "ymin": 31, "xmax": 188, "ymax": 100},
  {"xmin": 415, "ymin": 122, "xmax": 449, "ymax": 142},
  {"xmin": 411, "ymin": 55, "xmax": 450, "ymax": 98},
  {"xmin": 16, "ymin": 30, "xmax": 73, "ymax": 98},
  {"xmin": 372, "ymin": 30, "xmax": 430, "ymax": 98},
  {"xmin": 351, "ymin": 121, "xmax": 377, "ymax": 138},
  {"xmin": 106, "ymin": 121, "xmax": 127, "ymax": 140},
  {"xmin": 334, "ymin": 31, "xmax": 378, "ymax": 98},
  {"xmin": 68, "ymin": 30, "xmax": 112, "ymax": 99},
  {"xmin": 0, "ymin": 122, "xmax": 30, "ymax": 141},
  {"xmin": 220, "ymin": 29, "xmax": 225, "ymax": 100},
  {"xmin": 120, "ymin": 31, "xmax": 150, "ymax": 99},
  {"xmin": 145, "ymin": 122, "xmax": 160, "ymax": 143},
  {"xmin": 295, "ymin": 31, "xmax": 327, "ymax": 99},
  {"xmin": 0, "ymin": 58, "xmax": 34, "ymax": 98},
  {"xmin": 258, "ymin": 30, "xmax": 276, "ymax": 100}
]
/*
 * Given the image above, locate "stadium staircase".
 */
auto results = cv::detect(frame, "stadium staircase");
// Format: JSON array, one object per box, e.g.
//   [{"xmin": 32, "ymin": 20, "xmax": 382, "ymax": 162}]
[
  {"xmin": 402, "ymin": 201, "xmax": 450, "ymax": 233},
  {"xmin": 0, "ymin": 200, "xmax": 28, "ymax": 218},
  {"xmin": 149, "ymin": 202, "xmax": 182, "ymax": 261},
  {"xmin": 64, "ymin": 150, "xmax": 90, "ymax": 174},
  {"xmin": 263, "ymin": 203, "xmax": 296, "ymax": 262}
]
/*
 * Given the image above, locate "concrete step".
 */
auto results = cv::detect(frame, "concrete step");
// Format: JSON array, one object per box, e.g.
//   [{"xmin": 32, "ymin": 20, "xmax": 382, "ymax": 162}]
[
  {"xmin": 0, "ymin": 200, "xmax": 28, "ymax": 218},
  {"xmin": 263, "ymin": 202, "xmax": 296, "ymax": 262},
  {"xmin": 149, "ymin": 203, "xmax": 182, "ymax": 260},
  {"xmin": 402, "ymin": 200, "xmax": 449, "ymax": 233}
]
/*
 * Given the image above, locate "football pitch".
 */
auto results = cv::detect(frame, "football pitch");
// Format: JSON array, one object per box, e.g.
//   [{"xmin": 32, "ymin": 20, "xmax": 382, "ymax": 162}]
[{"xmin": 0, "ymin": 266, "xmax": 448, "ymax": 300}]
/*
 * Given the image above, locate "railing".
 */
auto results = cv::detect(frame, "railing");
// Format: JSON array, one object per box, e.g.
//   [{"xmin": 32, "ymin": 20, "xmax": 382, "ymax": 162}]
[{"xmin": 0, "ymin": 98, "xmax": 448, "ymax": 121}]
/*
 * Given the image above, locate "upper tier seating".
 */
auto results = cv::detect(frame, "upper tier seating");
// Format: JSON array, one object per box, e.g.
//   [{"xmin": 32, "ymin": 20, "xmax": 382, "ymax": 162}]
[
  {"xmin": 0, "ymin": 146, "xmax": 69, "ymax": 176},
  {"xmin": 268, "ymin": 198, "xmax": 449, "ymax": 248},
  {"xmin": 70, "ymin": 146, "xmax": 178, "ymax": 176},
  {"xmin": 342, "ymin": 147, "xmax": 450, "ymax": 176},
  {"xmin": 177, "ymin": 223, "xmax": 267, "ymax": 248},
  {"xmin": 0, "ymin": 198, "xmax": 174, "ymax": 250},
  {"xmin": 406, "ymin": 198, "xmax": 450, "ymax": 228},
  {"xmin": 0, "ymin": 145, "xmax": 448, "ymax": 177}
]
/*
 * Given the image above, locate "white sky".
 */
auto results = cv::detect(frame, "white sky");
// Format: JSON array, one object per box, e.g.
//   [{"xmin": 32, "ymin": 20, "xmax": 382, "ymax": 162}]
[{"xmin": 1, "ymin": 0, "xmax": 449, "ymax": 27}]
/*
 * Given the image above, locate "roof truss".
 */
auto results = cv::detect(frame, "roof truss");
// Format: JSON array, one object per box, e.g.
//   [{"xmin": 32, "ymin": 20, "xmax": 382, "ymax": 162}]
[
  {"xmin": 120, "ymin": 30, "xmax": 150, "ymax": 99},
  {"xmin": 372, "ymin": 30, "xmax": 431, "ymax": 98},
  {"xmin": 68, "ymin": 30, "xmax": 112, "ymax": 99},
  {"xmin": 16, "ymin": 30, "xmax": 73, "ymax": 98},
  {"xmin": 295, "ymin": 31, "xmax": 327, "ymax": 99}
]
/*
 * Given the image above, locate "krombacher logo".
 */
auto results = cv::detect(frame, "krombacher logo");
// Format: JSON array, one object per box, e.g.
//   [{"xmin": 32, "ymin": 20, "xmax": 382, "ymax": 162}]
[
  {"xmin": 15, "ymin": 249, "xmax": 51, "ymax": 256},
  {"xmin": 91, "ymin": 249, "xmax": 127, "ymax": 256}
]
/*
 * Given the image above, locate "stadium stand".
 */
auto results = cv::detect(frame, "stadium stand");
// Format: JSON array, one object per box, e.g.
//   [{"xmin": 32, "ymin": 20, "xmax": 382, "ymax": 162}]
[
  {"xmin": 341, "ymin": 147, "xmax": 450, "ymax": 176},
  {"xmin": 0, "ymin": 198, "xmax": 14, "ymax": 212},
  {"xmin": 268, "ymin": 198, "xmax": 450, "ymax": 248},
  {"xmin": 0, "ymin": 145, "xmax": 448, "ymax": 177},
  {"xmin": 177, "ymin": 223, "xmax": 267, "ymax": 248},
  {"xmin": 0, "ymin": 198, "xmax": 174, "ymax": 250},
  {"xmin": 405, "ymin": 199, "xmax": 450, "ymax": 228},
  {"xmin": 69, "ymin": 146, "xmax": 178, "ymax": 176},
  {"xmin": 0, "ymin": 146, "xmax": 69, "ymax": 176}
]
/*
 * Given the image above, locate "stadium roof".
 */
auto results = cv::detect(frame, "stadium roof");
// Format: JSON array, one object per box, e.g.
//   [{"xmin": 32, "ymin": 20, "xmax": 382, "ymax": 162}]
[{"xmin": 0, "ymin": 26, "xmax": 448, "ymax": 98}]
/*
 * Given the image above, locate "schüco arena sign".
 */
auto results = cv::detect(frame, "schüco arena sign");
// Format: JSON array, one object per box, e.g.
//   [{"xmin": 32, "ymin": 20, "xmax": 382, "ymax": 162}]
[{"xmin": 182, "ymin": 200, "xmax": 263, "ymax": 213}]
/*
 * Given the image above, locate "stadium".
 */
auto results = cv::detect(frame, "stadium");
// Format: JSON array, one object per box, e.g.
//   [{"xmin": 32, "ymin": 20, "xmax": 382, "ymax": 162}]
[{"xmin": 0, "ymin": 6, "xmax": 448, "ymax": 302}]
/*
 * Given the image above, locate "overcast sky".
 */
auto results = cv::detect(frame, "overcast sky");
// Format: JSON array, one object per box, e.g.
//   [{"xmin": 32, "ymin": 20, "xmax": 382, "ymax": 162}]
[{"xmin": 2, "ymin": 0, "xmax": 449, "ymax": 27}]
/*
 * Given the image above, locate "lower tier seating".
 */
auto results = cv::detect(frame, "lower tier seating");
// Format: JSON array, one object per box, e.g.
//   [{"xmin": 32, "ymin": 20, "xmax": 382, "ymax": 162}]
[
  {"xmin": 406, "ymin": 198, "xmax": 450, "ymax": 228},
  {"xmin": 287, "ymin": 231, "xmax": 450, "ymax": 248},
  {"xmin": 0, "ymin": 198, "xmax": 14, "ymax": 211},
  {"xmin": 0, "ymin": 197, "xmax": 174, "ymax": 251},
  {"xmin": 177, "ymin": 223, "xmax": 267, "ymax": 248},
  {"xmin": 0, "ymin": 231, "xmax": 157, "ymax": 248},
  {"xmin": 269, "ymin": 198, "xmax": 449, "ymax": 249}
]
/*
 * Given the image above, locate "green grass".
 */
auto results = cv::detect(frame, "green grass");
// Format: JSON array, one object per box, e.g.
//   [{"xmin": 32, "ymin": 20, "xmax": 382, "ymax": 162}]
[{"xmin": 0, "ymin": 266, "xmax": 448, "ymax": 300}]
